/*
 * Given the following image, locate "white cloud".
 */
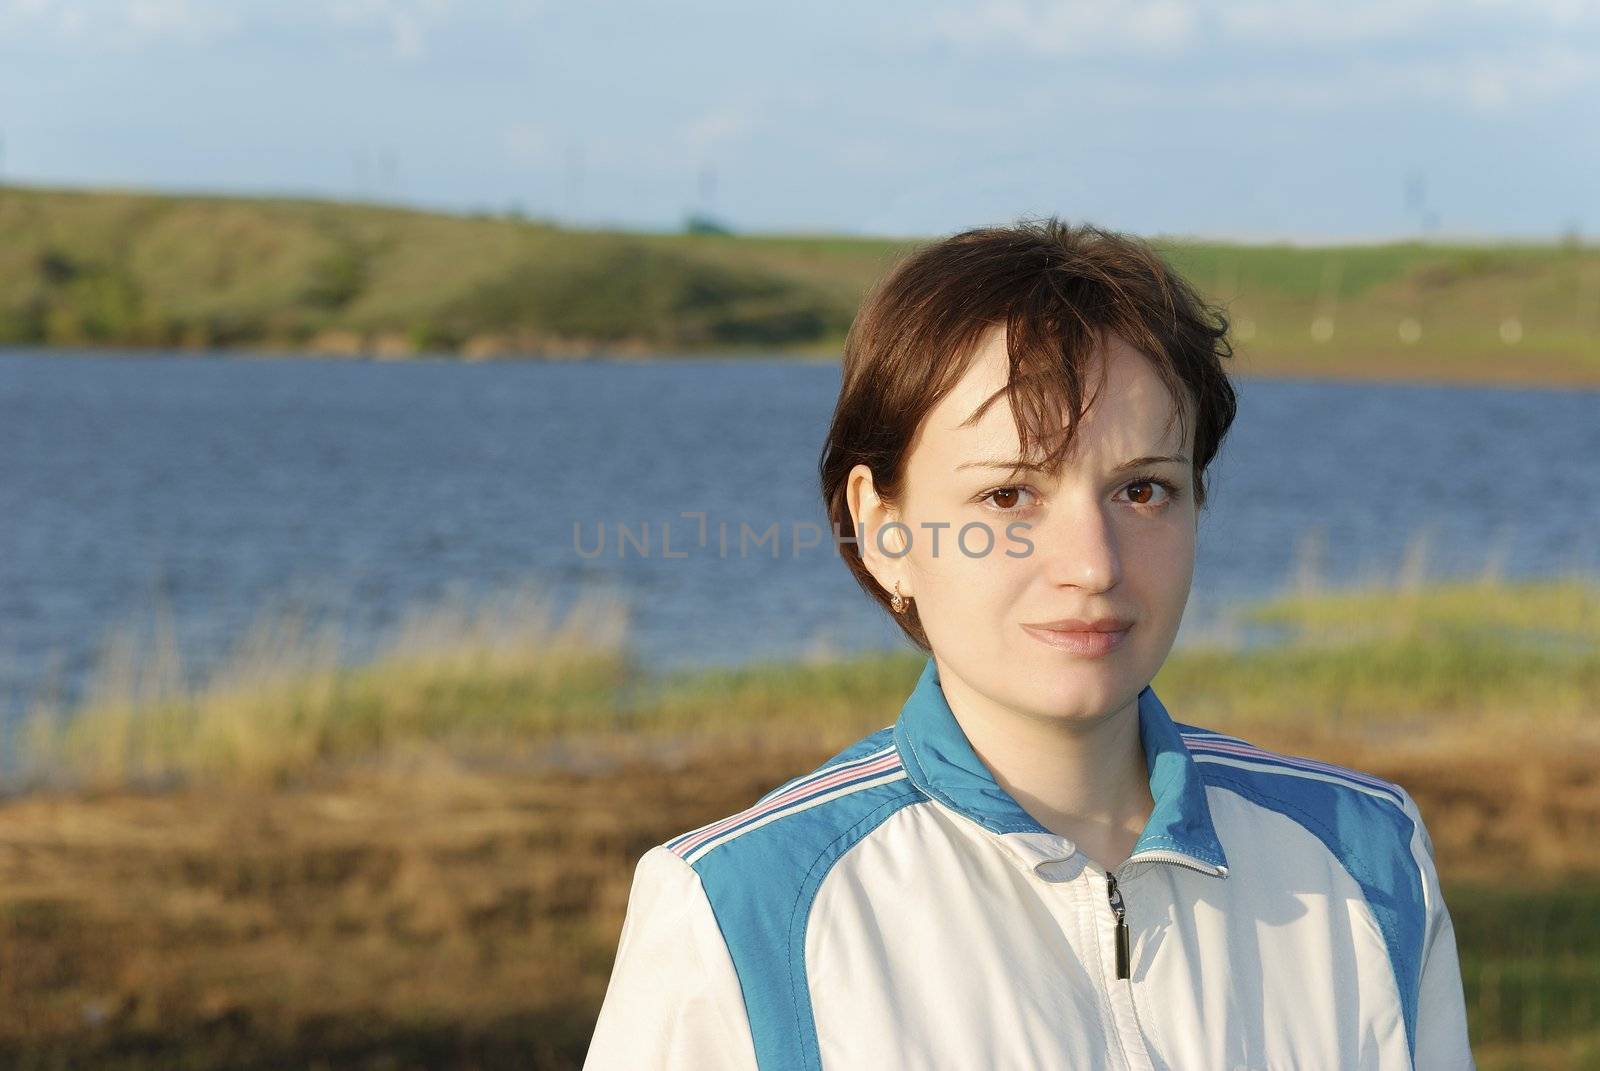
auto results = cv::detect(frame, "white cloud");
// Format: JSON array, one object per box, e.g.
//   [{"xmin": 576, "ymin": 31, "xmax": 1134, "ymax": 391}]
[
  {"xmin": 1219, "ymin": 0, "xmax": 1600, "ymax": 43},
  {"xmin": 330, "ymin": 0, "xmax": 455, "ymax": 60},
  {"xmin": 1408, "ymin": 45, "xmax": 1598, "ymax": 115},
  {"xmin": 1215, "ymin": 0, "xmax": 1442, "ymax": 43},
  {"xmin": 920, "ymin": 0, "xmax": 1600, "ymax": 116},
  {"xmin": 0, "ymin": 0, "xmax": 236, "ymax": 45},
  {"xmin": 0, "ymin": 0, "xmax": 473, "ymax": 56},
  {"xmin": 1191, "ymin": 43, "xmax": 1599, "ymax": 115},
  {"xmin": 680, "ymin": 104, "xmax": 759, "ymax": 154},
  {"xmin": 928, "ymin": 0, "xmax": 1600, "ymax": 53},
  {"xmin": 502, "ymin": 122, "xmax": 548, "ymax": 163},
  {"xmin": 930, "ymin": 0, "xmax": 1199, "ymax": 56},
  {"xmin": 127, "ymin": 0, "xmax": 206, "ymax": 35},
  {"xmin": 0, "ymin": 0, "xmax": 476, "ymax": 58},
  {"xmin": 1464, "ymin": 0, "xmax": 1600, "ymax": 27},
  {"xmin": 672, "ymin": 86, "xmax": 825, "ymax": 157}
]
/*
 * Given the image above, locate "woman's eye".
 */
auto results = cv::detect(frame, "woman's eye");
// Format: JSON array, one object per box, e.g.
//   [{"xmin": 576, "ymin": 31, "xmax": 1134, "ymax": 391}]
[
  {"xmin": 980, "ymin": 486, "xmax": 1036, "ymax": 511},
  {"xmin": 1124, "ymin": 478, "xmax": 1173, "ymax": 506},
  {"xmin": 979, "ymin": 479, "xmax": 1177, "ymax": 512}
]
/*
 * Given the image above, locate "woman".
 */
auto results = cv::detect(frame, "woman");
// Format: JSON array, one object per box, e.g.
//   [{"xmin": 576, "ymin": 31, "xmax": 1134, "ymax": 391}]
[{"xmin": 584, "ymin": 219, "xmax": 1474, "ymax": 1070}]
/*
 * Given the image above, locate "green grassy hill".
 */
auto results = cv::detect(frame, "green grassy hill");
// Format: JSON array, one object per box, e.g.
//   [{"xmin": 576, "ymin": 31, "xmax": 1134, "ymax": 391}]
[{"xmin": 3, "ymin": 184, "xmax": 1598, "ymax": 385}]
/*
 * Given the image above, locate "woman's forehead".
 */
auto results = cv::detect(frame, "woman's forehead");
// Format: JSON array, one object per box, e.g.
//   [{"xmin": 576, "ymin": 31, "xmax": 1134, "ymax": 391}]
[{"xmin": 919, "ymin": 329, "xmax": 1188, "ymax": 465}]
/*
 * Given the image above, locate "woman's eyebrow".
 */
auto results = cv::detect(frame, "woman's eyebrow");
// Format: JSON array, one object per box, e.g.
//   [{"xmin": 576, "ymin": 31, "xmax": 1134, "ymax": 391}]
[
  {"xmin": 956, "ymin": 453, "xmax": 1190, "ymax": 472},
  {"xmin": 1112, "ymin": 453, "xmax": 1191, "ymax": 470}
]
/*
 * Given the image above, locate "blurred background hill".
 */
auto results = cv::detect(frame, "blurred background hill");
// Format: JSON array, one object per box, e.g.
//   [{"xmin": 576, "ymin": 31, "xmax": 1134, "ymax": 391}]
[{"xmin": 2, "ymin": 183, "xmax": 1597, "ymax": 384}]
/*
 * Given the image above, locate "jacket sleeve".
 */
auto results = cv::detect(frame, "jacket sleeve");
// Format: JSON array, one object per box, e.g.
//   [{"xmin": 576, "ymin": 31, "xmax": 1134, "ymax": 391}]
[
  {"xmin": 583, "ymin": 844, "xmax": 759, "ymax": 1070},
  {"xmin": 1398, "ymin": 787, "xmax": 1476, "ymax": 1070}
]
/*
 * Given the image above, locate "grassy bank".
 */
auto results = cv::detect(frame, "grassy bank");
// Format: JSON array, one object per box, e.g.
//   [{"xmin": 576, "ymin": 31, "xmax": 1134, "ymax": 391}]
[
  {"xmin": 3, "ymin": 574, "xmax": 1598, "ymax": 1067},
  {"xmin": 15, "ymin": 573, "xmax": 1598, "ymax": 798},
  {"xmin": 3, "ymin": 184, "xmax": 1599, "ymax": 386},
  {"xmin": 4, "ymin": 751, "xmax": 1595, "ymax": 1070}
]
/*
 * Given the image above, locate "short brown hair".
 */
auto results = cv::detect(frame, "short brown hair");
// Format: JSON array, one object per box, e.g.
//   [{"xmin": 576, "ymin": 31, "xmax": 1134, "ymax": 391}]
[{"xmin": 818, "ymin": 216, "xmax": 1238, "ymax": 652}]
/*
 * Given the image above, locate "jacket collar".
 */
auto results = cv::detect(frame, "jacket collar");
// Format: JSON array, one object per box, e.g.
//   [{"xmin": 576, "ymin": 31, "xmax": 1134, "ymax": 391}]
[{"xmin": 892, "ymin": 655, "xmax": 1229, "ymax": 878}]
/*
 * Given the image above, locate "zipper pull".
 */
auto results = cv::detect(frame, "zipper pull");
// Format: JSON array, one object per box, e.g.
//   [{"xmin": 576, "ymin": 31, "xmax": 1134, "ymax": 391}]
[{"xmin": 1106, "ymin": 874, "xmax": 1130, "ymax": 980}]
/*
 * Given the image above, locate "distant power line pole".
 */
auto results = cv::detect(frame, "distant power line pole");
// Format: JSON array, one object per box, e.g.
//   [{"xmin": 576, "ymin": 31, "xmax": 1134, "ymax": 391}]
[
  {"xmin": 1404, "ymin": 169, "xmax": 1427, "ymax": 236},
  {"xmin": 565, "ymin": 139, "xmax": 584, "ymax": 224},
  {"xmin": 698, "ymin": 163, "xmax": 717, "ymax": 215},
  {"xmin": 377, "ymin": 147, "xmax": 399, "ymax": 202}
]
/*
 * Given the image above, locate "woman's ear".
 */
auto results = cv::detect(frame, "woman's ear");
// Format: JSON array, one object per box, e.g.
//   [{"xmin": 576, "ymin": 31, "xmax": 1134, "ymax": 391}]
[{"xmin": 846, "ymin": 463, "xmax": 912, "ymax": 599}]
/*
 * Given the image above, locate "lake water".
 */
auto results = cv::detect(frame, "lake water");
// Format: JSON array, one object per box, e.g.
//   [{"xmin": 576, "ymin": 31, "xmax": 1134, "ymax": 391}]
[{"xmin": 2, "ymin": 348, "xmax": 1597, "ymax": 728}]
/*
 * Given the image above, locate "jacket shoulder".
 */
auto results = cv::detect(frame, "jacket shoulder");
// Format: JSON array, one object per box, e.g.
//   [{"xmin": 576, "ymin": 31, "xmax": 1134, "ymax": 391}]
[
  {"xmin": 1177, "ymin": 721, "xmax": 1426, "ymax": 884},
  {"xmin": 1176, "ymin": 723, "xmax": 1439, "ymax": 1060},
  {"xmin": 1176, "ymin": 721, "xmax": 1411, "ymax": 811},
  {"xmin": 660, "ymin": 723, "xmax": 918, "ymax": 870},
  {"xmin": 650, "ymin": 724, "xmax": 925, "ymax": 1069}
]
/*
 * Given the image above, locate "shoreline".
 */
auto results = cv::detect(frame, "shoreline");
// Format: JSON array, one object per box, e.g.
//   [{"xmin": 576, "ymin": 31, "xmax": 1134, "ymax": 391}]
[{"xmin": 4, "ymin": 341, "xmax": 1596, "ymax": 391}]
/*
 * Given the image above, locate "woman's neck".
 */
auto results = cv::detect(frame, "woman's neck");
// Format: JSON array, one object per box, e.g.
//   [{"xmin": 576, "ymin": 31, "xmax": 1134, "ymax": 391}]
[{"xmin": 936, "ymin": 664, "xmax": 1154, "ymax": 871}]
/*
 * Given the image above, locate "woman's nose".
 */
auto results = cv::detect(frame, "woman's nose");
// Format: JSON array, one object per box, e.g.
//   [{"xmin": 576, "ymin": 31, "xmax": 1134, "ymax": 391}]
[{"xmin": 1038, "ymin": 505, "xmax": 1122, "ymax": 592}]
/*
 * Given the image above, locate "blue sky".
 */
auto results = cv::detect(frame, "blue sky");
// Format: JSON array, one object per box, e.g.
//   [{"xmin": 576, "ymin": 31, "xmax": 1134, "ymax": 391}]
[{"xmin": 2, "ymin": 0, "xmax": 1596, "ymax": 241}]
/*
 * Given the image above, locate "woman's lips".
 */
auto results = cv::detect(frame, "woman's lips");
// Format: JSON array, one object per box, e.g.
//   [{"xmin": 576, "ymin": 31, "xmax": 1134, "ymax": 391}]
[{"xmin": 1020, "ymin": 622, "xmax": 1132, "ymax": 657}]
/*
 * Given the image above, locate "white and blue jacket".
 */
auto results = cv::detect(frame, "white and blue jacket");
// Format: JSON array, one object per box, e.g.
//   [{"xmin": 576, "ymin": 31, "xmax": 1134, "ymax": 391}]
[{"xmin": 584, "ymin": 655, "xmax": 1474, "ymax": 1069}]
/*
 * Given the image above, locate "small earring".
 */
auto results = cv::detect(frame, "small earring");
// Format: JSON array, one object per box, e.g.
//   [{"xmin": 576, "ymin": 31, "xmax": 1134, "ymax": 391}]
[{"xmin": 890, "ymin": 582, "xmax": 908, "ymax": 614}]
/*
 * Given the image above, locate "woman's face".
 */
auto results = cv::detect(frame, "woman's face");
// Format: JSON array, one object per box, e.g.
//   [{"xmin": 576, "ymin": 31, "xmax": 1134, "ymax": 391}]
[{"xmin": 849, "ymin": 324, "xmax": 1198, "ymax": 725}]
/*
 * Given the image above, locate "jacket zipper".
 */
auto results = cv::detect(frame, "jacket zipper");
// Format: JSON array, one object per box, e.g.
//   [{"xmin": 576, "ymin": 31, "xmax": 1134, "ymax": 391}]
[
  {"xmin": 1096, "ymin": 854, "xmax": 1226, "ymax": 1069},
  {"xmin": 1106, "ymin": 874, "xmax": 1131, "ymax": 979},
  {"xmin": 1103, "ymin": 852, "xmax": 1225, "ymax": 982}
]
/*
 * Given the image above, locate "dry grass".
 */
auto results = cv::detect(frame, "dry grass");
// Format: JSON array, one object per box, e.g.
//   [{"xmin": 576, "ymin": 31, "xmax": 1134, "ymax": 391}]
[
  {"xmin": 2, "ymin": 733, "xmax": 1596, "ymax": 1068},
  {"xmin": 12, "ymin": 582, "xmax": 634, "ymax": 793},
  {"xmin": 2, "ymin": 570, "xmax": 1598, "ymax": 1066},
  {"xmin": 0, "ymin": 739, "xmax": 827, "ymax": 1068}
]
